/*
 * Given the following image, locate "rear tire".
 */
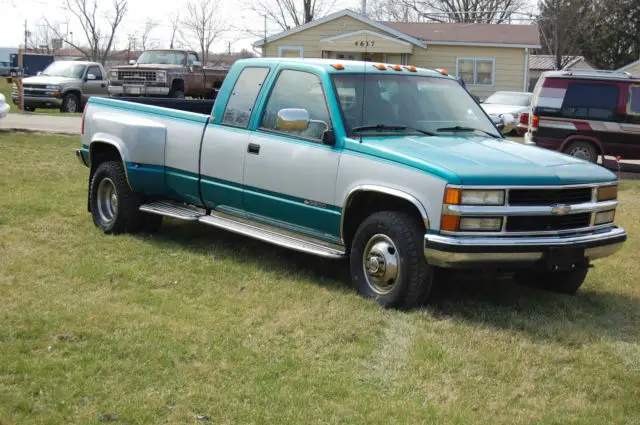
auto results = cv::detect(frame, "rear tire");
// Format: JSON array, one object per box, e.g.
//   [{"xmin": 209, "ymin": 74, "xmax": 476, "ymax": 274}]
[
  {"xmin": 564, "ymin": 141, "xmax": 598, "ymax": 163},
  {"xmin": 89, "ymin": 161, "xmax": 143, "ymax": 234},
  {"xmin": 349, "ymin": 211, "xmax": 433, "ymax": 309},
  {"xmin": 515, "ymin": 268, "xmax": 589, "ymax": 295}
]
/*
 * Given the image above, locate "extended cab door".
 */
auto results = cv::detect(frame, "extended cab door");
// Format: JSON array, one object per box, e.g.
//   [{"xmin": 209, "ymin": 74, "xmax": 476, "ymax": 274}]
[
  {"xmin": 83, "ymin": 65, "xmax": 108, "ymax": 102},
  {"xmin": 199, "ymin": 66, "xmax": 271, "ymax": 213},
  {"xmin": 242, "ymin": 68, "xmax": 342, "ymax": 243}
]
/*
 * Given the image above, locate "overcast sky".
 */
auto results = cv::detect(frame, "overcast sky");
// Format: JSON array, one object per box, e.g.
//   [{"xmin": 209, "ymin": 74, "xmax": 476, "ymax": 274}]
[{"xmin": 1, "ymin": 0, "xmax": 356, "ymax": 54}]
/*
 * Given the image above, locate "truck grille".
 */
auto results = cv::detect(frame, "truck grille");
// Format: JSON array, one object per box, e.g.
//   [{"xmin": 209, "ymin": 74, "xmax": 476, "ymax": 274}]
[
  {"xmin": 506, "ymin": 213, "xmax": 591, "ymax": 232},
  {"xmin": 509, "ymin": 188, "xmax": 592, "ymax": 206},
  {"xmin": 118, "ymin": 70, "xmax": 157, "ymax": 82}
]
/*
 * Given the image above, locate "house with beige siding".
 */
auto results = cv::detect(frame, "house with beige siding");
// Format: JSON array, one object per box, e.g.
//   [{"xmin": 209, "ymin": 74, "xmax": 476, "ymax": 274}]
[
  {"xmin": 619, "ymin": 58, "xmax": 640, "ymax": 76},
  {"xmin": 253, "ymin": 9, "xmax": 541, "ymax": 98}
]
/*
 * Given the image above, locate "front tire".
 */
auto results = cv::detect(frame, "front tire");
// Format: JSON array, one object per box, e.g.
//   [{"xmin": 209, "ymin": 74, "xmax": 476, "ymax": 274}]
[
  {"xmin": 61, "ymin": 92, "xmax": 80, "ymax": 113},
  {"xmin": 515, "ymin": 268, "xmax": 589, "ymax": 295},
  {"xmin": 350, "ymin": 211, "xmax": 433, "ymax": 309}
]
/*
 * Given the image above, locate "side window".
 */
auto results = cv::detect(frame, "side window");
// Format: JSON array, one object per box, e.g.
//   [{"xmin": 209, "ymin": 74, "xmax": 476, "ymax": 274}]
[
  {"xmin": 260, "ymin": 69, "xmax": 332, "ymax": 141},
  {"xmin": 87, "ymin": 66, "xmax": 103, "ymax": 80},
  {"xmin": 561, "ymin": 83, "xmax": 619, "ymax": 120},
  {"xmin": 628, "ymin": 85, "xmax": 640, "ymax": 115},
  {"xmin": 188, "ymin": 53, "xmax": 199, "ymax": 65},
  {"xmin": 222, "ymin": 67, "xmax": 270, "ymax": 128}
]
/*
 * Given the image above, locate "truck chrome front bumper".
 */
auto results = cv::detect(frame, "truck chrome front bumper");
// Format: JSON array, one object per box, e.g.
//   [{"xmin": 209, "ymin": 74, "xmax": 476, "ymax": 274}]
[
  {"xmin": 424, "ymin": 226, "xmax": 626, "ymax": 269},
  {"xmin": 108, "ymin": 85, "xmax": 170, "ymax": 96}
]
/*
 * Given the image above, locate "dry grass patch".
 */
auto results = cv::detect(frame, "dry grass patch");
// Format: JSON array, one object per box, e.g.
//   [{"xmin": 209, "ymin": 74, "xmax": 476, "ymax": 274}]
[{"xmin": 1, "ymin": 132, "xmax": 639, "ymax": 424}]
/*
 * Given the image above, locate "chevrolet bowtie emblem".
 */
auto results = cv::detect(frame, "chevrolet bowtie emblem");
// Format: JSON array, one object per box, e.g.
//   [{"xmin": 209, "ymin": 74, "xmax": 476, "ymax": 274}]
[{"xmin": 551, "ymin": 204, "xmax": 572, "ymax": 215}]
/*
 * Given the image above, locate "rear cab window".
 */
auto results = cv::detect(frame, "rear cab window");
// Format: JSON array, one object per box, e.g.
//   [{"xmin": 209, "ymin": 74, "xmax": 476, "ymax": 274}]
[
  {"xmin": 561, "ymin": 82, "xmax": 619, "ymax": 120},
  {"xmin": 222, "ymin": 67, "xmax": 270, "ymax": 128}
]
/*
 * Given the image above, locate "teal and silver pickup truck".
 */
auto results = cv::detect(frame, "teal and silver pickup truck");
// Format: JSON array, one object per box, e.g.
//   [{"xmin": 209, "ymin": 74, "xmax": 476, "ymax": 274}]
[{"xmin": 76, "ymin": 58, "xmax": 627, "ymax": 309}]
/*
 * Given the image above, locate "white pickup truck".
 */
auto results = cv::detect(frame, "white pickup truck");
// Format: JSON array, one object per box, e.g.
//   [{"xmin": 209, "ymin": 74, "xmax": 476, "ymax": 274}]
[{"xmin": 76, "ymin": 58, "xmax": 627, "ymax": 309}]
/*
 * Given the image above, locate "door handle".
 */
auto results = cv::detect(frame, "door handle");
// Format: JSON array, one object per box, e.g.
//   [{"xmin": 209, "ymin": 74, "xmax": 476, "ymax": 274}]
[{"xmin": 248, "ymin": 143, "xmax": 260, "ymax": 155}]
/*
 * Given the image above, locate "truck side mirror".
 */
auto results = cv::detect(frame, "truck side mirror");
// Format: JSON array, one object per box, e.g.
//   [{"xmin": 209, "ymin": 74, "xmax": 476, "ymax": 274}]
[
  {"xmin": 129, "ymin": 60, "xmax": 136, "ymax": 65},
  {"xmin": 86, "ymin": 73, "xmax": 96, "ymax": 80},
  {"xmin": 276, "ymin": 108, "xmax": 310, "ymax": 131},
  {"xmin": 192, "ymin": 60, "xmax": 202, "ymax": 67}
]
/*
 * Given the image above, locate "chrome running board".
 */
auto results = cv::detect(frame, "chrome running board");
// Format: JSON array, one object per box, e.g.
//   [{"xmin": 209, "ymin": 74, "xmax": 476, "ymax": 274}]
[
  {"xmin": 199, "ymin": 214, "xmax": 346, "ymax": 259},
  {"xmin": 139, "ymin": 201, "xmax": 346, "ymax": 259},
  {"xmin": 139, "ymin": 200, "xmax": 205, "ymax": 221}
]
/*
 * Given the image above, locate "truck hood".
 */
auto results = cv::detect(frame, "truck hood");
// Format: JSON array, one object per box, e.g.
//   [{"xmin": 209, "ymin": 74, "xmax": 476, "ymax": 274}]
[
  {"xmin": 481, "ymin": 103, "xmax": 528, "ymax": 116},
  {"xmin": 22, "ymin": 76, "xmax": 79, "ymax": 85},
  {"xmin": 111, "ymin": 64, "xmax": 184, "ymax": 71},
  {"xmin": 347, "ymin": 135, "xmax": 617, "ymax": 185}
]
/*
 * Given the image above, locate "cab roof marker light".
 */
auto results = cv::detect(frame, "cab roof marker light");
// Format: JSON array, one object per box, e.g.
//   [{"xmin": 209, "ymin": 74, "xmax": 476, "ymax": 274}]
[
  {"xmin": 436, "ymin": 68, "xmax": 449, "ymax": 75},
  {"xmin": 373, "ymin": 64, "xmax": 387, "ymax": 70},
  {"xmin": 403, "ymin": 65, "xmax": 417, "ymax": 72},
  {"xmin": 331, "ymin": 63, "xmax": 344, "ymax": 70},
  {"xmin": 391, "ymin": 65, "xmax": 402, "ymax": 71}
]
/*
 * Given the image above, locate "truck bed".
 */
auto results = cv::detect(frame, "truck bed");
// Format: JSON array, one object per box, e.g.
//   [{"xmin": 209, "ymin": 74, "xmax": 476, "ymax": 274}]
[{"xmin": 111, "ymin": 96, "xmax": 216, "ymax": 115}]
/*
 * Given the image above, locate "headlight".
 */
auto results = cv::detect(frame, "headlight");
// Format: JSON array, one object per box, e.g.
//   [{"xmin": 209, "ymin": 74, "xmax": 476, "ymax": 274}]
[
  {"xmin": 594, "ymin": 210, "xmax": 615, "ymax": 225},
  {"xmin": 459, "ymin": 217, "xmax": 502, "ymax": 231},
  {"xmin": 597, "ymin": 185, "xmax": 617, "ymax": 201},
  {"xmin": 109, "ymin": 70, "xmax": 118, "ymax": 80},
  {"xmin": 156, "ymin": 71, "xmax": 167, "ymax": 83},
  {"xmin": 46, "ymin": 85, "xmax": 60, "ymax": 90},
  {"xmin": 444, "ymin": 188, "xmax": 505, "ymax": 206}
]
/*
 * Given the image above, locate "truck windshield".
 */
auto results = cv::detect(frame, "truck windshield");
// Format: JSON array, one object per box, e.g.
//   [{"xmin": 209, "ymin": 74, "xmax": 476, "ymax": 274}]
[
  {"xmin": 137, "ymin": 51, "xmax": 186, "ymax": 65},
  {"xmin": 331, "ymin": 73, "xmax": 500, "ymax": 138},
  {"xmin": 40, "ymin": 62, "xmax": 86, "ymax": 78}
]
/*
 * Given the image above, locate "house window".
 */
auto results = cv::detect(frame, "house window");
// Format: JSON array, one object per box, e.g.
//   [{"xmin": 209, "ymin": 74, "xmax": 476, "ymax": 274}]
[
  {"xmin": 277, "ymin": 46, "xmax": 304, "ymax": 58},
  {"xmin": 629, "ymin": 85, "xmax": 640, "ymax": 115},
  {"xmin": 456, "ymin": 58, "xmax": 495, "ymax": 86}
]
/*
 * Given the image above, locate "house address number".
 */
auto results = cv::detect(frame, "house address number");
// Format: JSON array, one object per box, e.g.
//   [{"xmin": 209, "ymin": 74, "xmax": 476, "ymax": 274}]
[{"xmin": 354, "ymin": 41, "xmax": 375, "ymax": 47}]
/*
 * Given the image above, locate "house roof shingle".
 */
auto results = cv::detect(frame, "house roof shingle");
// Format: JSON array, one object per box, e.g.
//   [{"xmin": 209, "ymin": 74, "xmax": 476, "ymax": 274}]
[{"xmin": 529, "ymin": 54, "xmax": 587, "ymax": 70}]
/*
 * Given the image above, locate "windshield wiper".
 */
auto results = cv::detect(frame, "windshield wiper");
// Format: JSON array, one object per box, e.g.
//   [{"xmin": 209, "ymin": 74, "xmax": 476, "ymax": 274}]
[
  {"xmin": 435, "ymin": 126, "xmax": 500, "ymax": 138},
  {"xmin": 352, "ymin": 124, "xmax": 435, "ymax": 136}
]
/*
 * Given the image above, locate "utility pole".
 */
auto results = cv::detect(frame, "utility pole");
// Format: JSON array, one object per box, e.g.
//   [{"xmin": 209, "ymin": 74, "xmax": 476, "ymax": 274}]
[
  {"xmin": 228, "ymin": 41, "xmax": 231, "ymax": 55},
  {"xmin": 24, "ymin": 20, "xmax": 28, "ymax": 49}
]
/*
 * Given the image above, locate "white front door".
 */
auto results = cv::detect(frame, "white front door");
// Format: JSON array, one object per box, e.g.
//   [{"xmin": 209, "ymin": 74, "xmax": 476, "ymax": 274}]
[{"xmin": 242, "ymin": 68, "xmax": 342, "ymax": 243}]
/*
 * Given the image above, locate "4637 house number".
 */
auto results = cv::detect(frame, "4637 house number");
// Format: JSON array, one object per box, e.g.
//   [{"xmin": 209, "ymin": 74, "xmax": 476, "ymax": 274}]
[{"xmin": 354, "ymin": 40, "xmax": 375, "ymax": 47}]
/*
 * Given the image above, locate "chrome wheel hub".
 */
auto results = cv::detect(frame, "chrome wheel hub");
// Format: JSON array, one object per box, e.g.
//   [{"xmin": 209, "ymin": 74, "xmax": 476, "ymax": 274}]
[
  {"xmin": 97, "ymin": 178, "xmax": 118, "ymax": 225},
  {"xmin": 570, "ymin": 146, "xmax": 591, "ymax": 161},
  {"xmin": 362, "ymin": 234, "xmax": 400, "ymax": 295}
]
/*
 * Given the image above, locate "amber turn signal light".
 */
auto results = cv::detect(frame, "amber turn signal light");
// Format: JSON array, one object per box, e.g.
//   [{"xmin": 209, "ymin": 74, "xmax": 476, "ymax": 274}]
[
  {"xmin": 444, "ymin": 188, "xmax": 461, "ymax": 205},
  {"xmin": 597, "ymin": 185, "xmax": 618, "ymax": 201},
  {"xmin": 441, "ymin": 215, "xmax": 460, "ymax": 231}
]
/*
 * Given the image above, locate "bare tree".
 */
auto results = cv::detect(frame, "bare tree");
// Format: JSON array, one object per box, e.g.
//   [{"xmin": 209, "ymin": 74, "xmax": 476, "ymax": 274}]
[
  {"xmin": 537, "ymin": 0, "xmax": 599, "ymax": 70},
  {"xmin": 399, "ymin": 0, "xmax": 526, "ymax": 24},
  {"xmin": 27, "ymin": 24, "xmax": 58, "ymax": 53},
  {"xmin": 140, "ymin": 18, "xmax": 158, "ymax": 50},
  {"xmin": 45, "ymin": 0, "xmax": 128, "ymax": 64},
  {"xmin": 247, "ymin": 0, "xmax": 337, "ymax": 31},
  {"xmin": 169, "ymin": 11, "xmax": 180, "ymax": 49},
  {"xmin": 180, "ymin": 0, "xmax": 226, "ymax": 64},
  {"xmin": 367, "ymin": 0, "xmax": 424, "ymax": 22}
]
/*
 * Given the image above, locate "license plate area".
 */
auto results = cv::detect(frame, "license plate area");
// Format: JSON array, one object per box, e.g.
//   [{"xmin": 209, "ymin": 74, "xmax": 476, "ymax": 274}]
[
  {"xmin": 540, "ymin": 247, "xmax": 587, "ymax": 272},
  {"xmin": 124, "ymin": 86, "xmax": 142, "ymax": 95}
]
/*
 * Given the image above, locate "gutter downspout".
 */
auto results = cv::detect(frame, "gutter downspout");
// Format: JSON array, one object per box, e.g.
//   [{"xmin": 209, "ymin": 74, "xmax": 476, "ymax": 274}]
[{"xmin": 523, "ymin": 47, "xmax": 529, "ymax": 92}]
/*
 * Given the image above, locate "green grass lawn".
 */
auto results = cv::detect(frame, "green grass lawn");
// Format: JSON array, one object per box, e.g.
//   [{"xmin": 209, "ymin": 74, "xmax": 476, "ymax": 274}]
[{"xmin": 1, "ymin": 133, "xmax": 639, "ymax": 424}]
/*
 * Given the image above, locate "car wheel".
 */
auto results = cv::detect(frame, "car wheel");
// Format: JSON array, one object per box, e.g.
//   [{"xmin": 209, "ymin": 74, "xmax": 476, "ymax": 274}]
[
  {"xmin": 89, "ymin": 161, "xmax": 143, "ymax": 234},
  {"xmin": 515, "ymin": 268, "xmax": 589, "ymax": 295},
  {"xmin": 350, "ymin": 211, "xmax": 433, "ymax": 309},
  {"xmin": 169, "ymin": 89, "xmax": 185, "ymax": 99},
  {"xmin": 23, "ymin": 106, "xmax": 35, "ymax": 112},
  {"xmin": 61, "ymin": 93, "xmax": 80, "ymax": 113},
  {"xmin": 564, "ymin": 141, "xmax": 598, "ymax": 163}
]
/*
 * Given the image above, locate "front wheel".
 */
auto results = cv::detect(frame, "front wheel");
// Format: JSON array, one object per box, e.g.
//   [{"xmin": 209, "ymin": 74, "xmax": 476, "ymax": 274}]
[
  {"xmin": 350, "ymin": 211, "xmax": 433, "ymax": 309},
  {"xmin": 61, "ymin": 93, "xmax": 80, "ymax": 113},
  {"xmin": 515, "ymin": 268, "xmax": 589, "ymax": 295}
]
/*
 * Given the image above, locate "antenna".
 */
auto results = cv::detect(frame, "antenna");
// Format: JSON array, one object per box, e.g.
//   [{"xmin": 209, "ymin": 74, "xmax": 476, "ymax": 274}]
[{"xmin": 358, "ymin": 34, "xmax": 367, "ymax": 143}]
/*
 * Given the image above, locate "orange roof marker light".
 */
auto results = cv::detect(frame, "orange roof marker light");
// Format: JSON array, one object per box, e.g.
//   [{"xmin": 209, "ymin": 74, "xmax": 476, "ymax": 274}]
[
  {"xmin": 435, "ymin": 68, "xmax": 449, "ymax": 76},
  {"xmin": 391, "ymin": 65, "xmax": 402, "ymax": 71},
  {"xmin": 331, "ymin": 63, "xmax": 345, "ymax": 70},
  {"xmin": 373, "ymin": 64, "xmax": 387, "ymax": 70},
  {"xmin": 403, "ymin": 65, "xmax": 417, "ymax": 72}
]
